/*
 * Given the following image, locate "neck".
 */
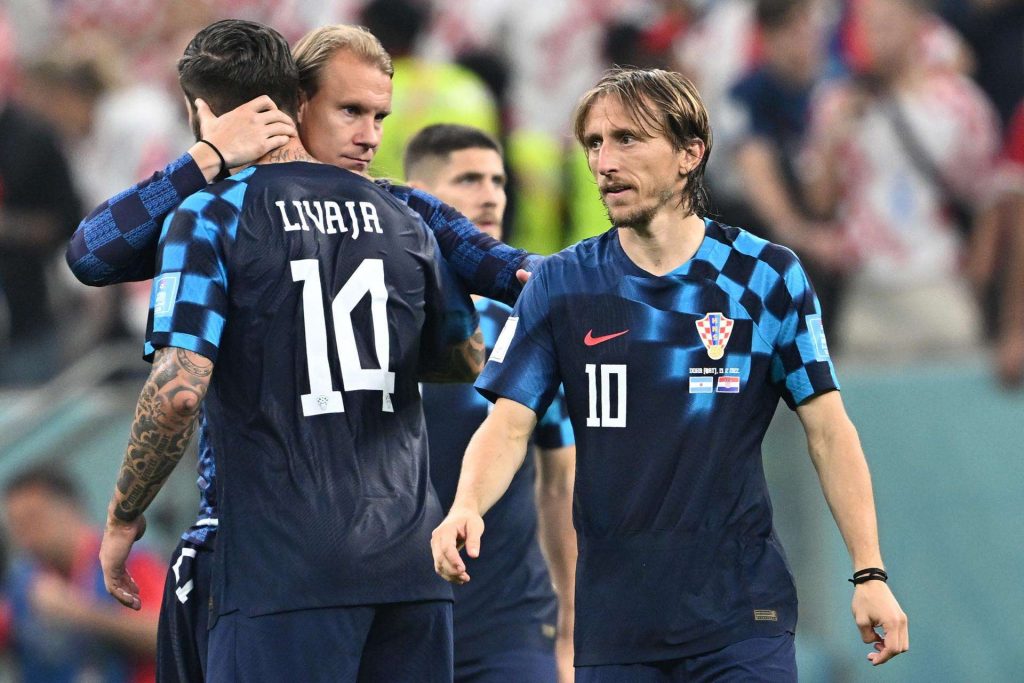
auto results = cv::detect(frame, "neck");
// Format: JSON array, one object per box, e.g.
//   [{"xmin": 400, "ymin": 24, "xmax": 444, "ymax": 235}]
[
  {"xmin": 256, "ymin": 138, "xmax": 319, "ymax": 166},
  {"xmin": 618, "ymin": 209, "xmax": 706, "ymax": 276}
]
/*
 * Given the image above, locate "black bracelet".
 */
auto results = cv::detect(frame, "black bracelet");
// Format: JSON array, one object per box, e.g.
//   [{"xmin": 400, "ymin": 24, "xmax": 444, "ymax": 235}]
[
  {"xmin": 197, "ymin": 139, "xmax": 230, "ymax": 181},
  {"xmin": 849, "ymin": 567, "xmax": 888, "ymax": 585}
]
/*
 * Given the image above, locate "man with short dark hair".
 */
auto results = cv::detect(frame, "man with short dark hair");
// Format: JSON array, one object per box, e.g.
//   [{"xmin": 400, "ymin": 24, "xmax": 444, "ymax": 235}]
[
  {"xmin": 99, "ymin": 19, "xmax": 480, "ymax": 681},
  {"xmin": 2, "ymin": 465, "xmax": 163, "ymax": 682},
  {"xmin": 407, "ymin": 123, "xmax": 577, "ymax": 683},
  {"xmin": 432, "ymin": 67, "xmax": 908, "ymax": 680}
]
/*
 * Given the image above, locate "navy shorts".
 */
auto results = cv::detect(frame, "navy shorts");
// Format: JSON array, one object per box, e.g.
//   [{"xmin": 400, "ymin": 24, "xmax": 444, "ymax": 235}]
[
  {"xmin": 206, "ymin": 600, "xmax": 453, "ymax": 682},
  {"xmin": 157, "ymin": 539, "xmax": 213, "ymax": 682},
  {"xmin": 575, "ymin": 634, "xmax": 797, "ymax": 683},
  {"xmin": 455, "ymin": 647, "xmax": 557, "ymax": 683}
]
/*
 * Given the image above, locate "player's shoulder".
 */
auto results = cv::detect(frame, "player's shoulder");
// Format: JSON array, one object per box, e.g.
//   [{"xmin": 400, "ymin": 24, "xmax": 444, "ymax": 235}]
[
  {"xmin": 180, "ymin": 166, "xmax": 259, "ymax": 213},
  {"xmin": 705, "ymin": 219, "xmax": 801, "ymax": 278},
  {"xmin": 476, "ymin": 297, "xmax": 513, "ymax": 319},
  {"xmin": 534, "ymin": 228, "xmax": 616, "ymax": 277}
]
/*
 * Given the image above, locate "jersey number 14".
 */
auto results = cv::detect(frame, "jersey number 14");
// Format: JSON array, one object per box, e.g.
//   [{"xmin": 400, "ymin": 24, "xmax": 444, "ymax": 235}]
[{"xmin": 291, "ymin": 258, "xmax": 395, "ymax": 416}]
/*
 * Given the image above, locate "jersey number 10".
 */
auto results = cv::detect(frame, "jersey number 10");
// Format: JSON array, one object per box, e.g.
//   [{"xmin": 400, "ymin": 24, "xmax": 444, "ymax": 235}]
[
  {"xmin": 291, "ymin": 258, "xmax": 396, "ymax": 416},
  {"xmin": 585, "ymin": 363, "xmax": 627, "ymax": 428}
]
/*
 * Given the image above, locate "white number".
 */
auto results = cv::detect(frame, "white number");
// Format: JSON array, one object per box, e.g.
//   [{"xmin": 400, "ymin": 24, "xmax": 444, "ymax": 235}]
[
  {"xmin": 585, "ymin": 363, "xmax": 627, "ymax": 428},
  {"xmin": 292, "ymin": 259, "xmax": 395, "ymax": 416}
]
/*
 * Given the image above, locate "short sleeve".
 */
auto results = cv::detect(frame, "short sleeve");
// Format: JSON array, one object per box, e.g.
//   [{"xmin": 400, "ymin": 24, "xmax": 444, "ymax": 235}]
[
  {"xmin": 534, "ymin": 384, "xmax": 575, "ymax": 449},
  {"xmin": 147, "ymin": 189, "xmax": 238, "ymax": 362},
  {"xmin": 475, "ymin": 269, "xmax": 561, "ymax": 416},
  {"xmin": 768, "ymin": 258, "xmax": 840, "ymax": 409}
]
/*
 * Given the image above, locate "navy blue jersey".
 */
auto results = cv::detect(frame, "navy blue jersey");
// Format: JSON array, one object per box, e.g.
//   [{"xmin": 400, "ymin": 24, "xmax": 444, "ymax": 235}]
[
  {"xmin": 423, "ymin": 298, "xmax": 574, "ymax": 661},
  {"xmin": 476, "ymin": 221, "xmax": 839, "ymax": 665},
  {"xmin": 149, "ymin": 161, "xmax": 475, "ymax": 616}
]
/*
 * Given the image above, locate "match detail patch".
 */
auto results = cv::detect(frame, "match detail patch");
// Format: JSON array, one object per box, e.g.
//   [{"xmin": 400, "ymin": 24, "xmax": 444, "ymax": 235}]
[
  {"xmin": 489, "ymin": 316, "xmax": 518, "ymax": 364},
  {"xmin": 153, "ymin": 272, "xmax": 181, "ymax": 319},
  {"xmin": 806, "ymin": 314, "xmax": 830, "ymax": 361}
]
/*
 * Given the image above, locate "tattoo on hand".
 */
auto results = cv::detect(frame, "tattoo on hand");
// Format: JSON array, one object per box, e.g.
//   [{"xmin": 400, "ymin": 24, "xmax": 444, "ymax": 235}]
[
  {"xmin": 112, "ymin": 348, "xmax": 212, "ymax": 522},
  {"xmin": 421, "ymin": 330, "xmax": 485, "ymax": 383}
]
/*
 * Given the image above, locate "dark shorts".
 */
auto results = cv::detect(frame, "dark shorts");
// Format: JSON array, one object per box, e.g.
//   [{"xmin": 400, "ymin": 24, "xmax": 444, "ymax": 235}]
[
  {"xmin": 455, "ymin": 648, "xmax": 557, "ymax": 683},
  {"xmin": 157, "ymin": 539, "xmax": 213, "ymax": 683},
  {"xmin": 575, "ymin": 634, "xmax": 797, "ymax": 683},
  {"xmin": 206, "ymin": 600, "xmax": 454, "ymax": 682}
]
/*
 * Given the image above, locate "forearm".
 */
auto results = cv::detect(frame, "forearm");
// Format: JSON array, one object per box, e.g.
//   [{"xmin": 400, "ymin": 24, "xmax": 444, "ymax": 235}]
[
  {"xmin": 66, "ymin": 153, "xmax": 205, "ymax": 286},
  {"xmin": 418, "ymin": 329, "xmax": 485, "ymax": 383},
  {"xmin": 736, "ymin": 141, "xmax": 808, "ymax": 241},
  {"xmin": 1001, "ymin": 196, "xmax": 1024, "ymax": 337},
  {"xmin": 806, "ymin": 415, "xmax": 884, "ymax": 569},
  {"xmin": 535, "ymin": 447, "xmax": 577, "ymax": 617},
  {"xmin": 109, "ymin": 348, "xmax": 211, "ymax": 522},
  {"xmin": 401, "ymin": 186, "xmax": 532, "ymax": 306},
  {"xmin": 452, "ymin": 402, "xmax": 534, "ymax": 516}
]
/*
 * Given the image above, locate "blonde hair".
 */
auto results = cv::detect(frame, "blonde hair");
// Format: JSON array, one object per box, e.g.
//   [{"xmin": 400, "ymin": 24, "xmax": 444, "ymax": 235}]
[
  {"xmin": 292, "ymin": 24, "xmax": 393, "ymax": 98},
  {"xmin": 573, "ymin": 68, "xmax": 713, "ymax": 217}
]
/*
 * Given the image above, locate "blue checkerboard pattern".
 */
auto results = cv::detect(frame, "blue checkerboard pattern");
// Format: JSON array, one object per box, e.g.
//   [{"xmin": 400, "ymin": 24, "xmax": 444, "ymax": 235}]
[
  {"xmin": 66, "ymin": 153, "xmax": 208, "ymax": 285},
  {"xmin": 475, "ymin": 219, "xmax": 839, "ymax": 666},
  {"xmin": 146, "ymin": 168, "xmax": 250, "ymax": 362},
  {"xmin": 65, "ymin": 154, "xmax": 536, "ymax": 304}
]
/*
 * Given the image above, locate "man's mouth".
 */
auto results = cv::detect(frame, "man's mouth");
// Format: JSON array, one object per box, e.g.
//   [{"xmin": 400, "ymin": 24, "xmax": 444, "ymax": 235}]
[{"xmin": 601, "ymin": 185, "xmax": 633, "ymax": 199}]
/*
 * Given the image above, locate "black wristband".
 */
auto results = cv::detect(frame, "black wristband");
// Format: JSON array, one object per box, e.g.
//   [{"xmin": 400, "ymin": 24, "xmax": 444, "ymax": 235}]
[
  {"xmin": 197, "ymin": 139, "xmax": 230, "ymax": 181},
  {"xmin": 849, "ymin": 567, "xmax": 888, "ymax": 585}
]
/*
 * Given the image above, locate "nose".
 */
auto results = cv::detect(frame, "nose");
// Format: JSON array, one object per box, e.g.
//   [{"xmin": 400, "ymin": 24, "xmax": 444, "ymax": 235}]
[
  {"xmin": 353, "ymin": 116, "xmax": 381, "ymax": 150},
  {"xmin": 595, "ymin": 143, "xmax": 618, "ymax": 177}
]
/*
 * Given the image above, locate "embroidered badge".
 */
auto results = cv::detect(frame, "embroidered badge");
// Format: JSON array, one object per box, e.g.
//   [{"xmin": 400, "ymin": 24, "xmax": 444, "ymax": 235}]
[{"xmin": 695, "ymin": 312, "xmax": 734, "ymax": 360}]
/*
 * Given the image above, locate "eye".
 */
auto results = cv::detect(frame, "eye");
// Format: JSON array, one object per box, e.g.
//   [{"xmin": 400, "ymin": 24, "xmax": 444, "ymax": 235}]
[
  {"xmin": 620, "ymin": 134, "xmax": 636, "ymax": 145},
  {"xmin": 586, "ymin": 138, "xmax": 602, "ymax": 151}
]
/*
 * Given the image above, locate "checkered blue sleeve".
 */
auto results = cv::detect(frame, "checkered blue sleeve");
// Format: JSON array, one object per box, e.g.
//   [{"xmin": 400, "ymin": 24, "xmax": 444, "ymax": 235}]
[
  {"xmin": 475, "ymin": 269, "xmax": 561, "ymax": 417},
  {"xmin": 418, "ymin": 228, "xmax": 481, "ymax": 372},
  {"xmin": 383, "ymin": 182, "xmax": 535, "ymax": 307},
  {"xmin": 534, "ymin": 385, "xmax": 575, "ymax": 449},
  {"xmin": 769, "ymin": 257, "xmax": 840, "ymax": 409},
  {"xmin": 65, "ymin": 153, "xmax": 207, "ymax": 286},
  {"xmin": 147, "ymin": 185, "xmax": 241, "ymax": 363}
]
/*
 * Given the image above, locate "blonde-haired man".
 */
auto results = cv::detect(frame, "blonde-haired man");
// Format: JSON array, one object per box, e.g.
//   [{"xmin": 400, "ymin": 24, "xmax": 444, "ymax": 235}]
[{"xmin": 433, "ymin": 67, "xmax": 908, "ymax": 680}]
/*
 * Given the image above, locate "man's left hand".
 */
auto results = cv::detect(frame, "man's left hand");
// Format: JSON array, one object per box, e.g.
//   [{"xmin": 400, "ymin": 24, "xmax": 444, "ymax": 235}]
[
  {"xmin": 99, "ymin": 512, "xmax": 147, "ymax": 611},
  {"xmin": 851, "ymin": 580, "xmax": 908, "ymax": 666}
]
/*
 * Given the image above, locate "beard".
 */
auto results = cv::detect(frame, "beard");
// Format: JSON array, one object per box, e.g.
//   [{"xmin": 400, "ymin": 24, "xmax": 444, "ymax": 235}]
[{"xmin": 604, "ymin": 187, "xmax": 681, "ymax": 229}]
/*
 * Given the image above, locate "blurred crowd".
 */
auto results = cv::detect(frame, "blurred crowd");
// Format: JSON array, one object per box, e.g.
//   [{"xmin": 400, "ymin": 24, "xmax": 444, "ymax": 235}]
[{"xmin": 1, "ymin": 0, "xmax": 1023, "ymax": 393}]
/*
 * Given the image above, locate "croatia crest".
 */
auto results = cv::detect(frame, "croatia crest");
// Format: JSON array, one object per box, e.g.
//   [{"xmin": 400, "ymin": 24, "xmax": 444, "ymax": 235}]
[{"xmin": 695, "ymin": 312, "xmax": 733, "ymax": 360}]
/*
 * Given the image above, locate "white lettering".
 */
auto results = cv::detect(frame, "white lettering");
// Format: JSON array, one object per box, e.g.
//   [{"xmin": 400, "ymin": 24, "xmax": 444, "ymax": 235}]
[
  {"xmin": 345, "ymin": 202, "xmax": 361, "ymax": 239},
  {"xmin": 277, "ymin": 201, "xmax": 303, "ymax": 231},
  {"xmin": 302, "ymin": 200, "xmax": 329, "ymax": 234},
  {"xmin": 360, "ymin": 202, "xmax": 382, "ymax": 234},
  {"xmin": 324, "ymin": 201, "xmax": 347, "ymax": 234}
]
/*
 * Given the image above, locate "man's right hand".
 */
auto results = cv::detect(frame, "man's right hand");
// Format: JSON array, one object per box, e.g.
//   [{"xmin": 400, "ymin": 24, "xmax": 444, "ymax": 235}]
[
  {"xmin": 852, "ymin": 580, "xmax": 909, "ymax": 665},
  {"xmin": 193, "ymin": 96, "xmax": 296, "ymax": 179},
  {"xmin": 430, "ymin": 506, "xmax": 485, "ymax": 584}
]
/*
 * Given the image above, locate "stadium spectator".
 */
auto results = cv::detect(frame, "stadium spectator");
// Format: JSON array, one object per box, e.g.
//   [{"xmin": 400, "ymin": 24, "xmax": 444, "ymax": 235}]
[
  {"xmin": 98, "ymin": 19, "xmax": 482, "ymax": 682},
  {"xmin": 729, "ymin": 0, "xmax": 847, "ymax": 338},
  {"xmin": 0, "ymin": 65, "xmax": 82, "ymax": 384},
  {"xmin": 406, "ymin": 123, "xmax": 577, "ymax": 683},
  {"xmin": 802, "ymin": 0, "xmax": 1002, "ymax": 361},
  {"xmin": 0, "ymin": 464, "xmax": 162, "ymax": 683},
  {"xmin": 432, "ymin": 67, "xmax": 908, "ymax": 678},
  {"xmin": 360, "ymin": 0, "xmax": 500, "ymax": 180}
]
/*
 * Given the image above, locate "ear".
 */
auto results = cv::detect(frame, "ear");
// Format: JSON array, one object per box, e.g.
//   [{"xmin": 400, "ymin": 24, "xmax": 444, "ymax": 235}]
[
  {"xmin": 297, "ymin": 93, "xmax": 309, "ymax": 125},
  {"xmin": 678, "ymin": 139, "xmax": 706, "ymax": 177}
]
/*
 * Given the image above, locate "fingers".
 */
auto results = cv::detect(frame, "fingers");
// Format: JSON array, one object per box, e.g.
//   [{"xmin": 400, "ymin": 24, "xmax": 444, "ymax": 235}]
[
  {"xmin": 431, "ymin": 524, "xmax": 469, "ymax": 584},
  {"xmin": 105, "ymin": 571, "xmax": 141, "ymax": 610},
  {"xmin": 515, "ymin": 269, "xmax": 532, "ymax": 285},
  {"xmin": 463, "ymin": 516, "xmax": 484, "ymax": 558},
  {"xmin": 868, "ymin": 613, "xmax": 909, "ymax": 665}
]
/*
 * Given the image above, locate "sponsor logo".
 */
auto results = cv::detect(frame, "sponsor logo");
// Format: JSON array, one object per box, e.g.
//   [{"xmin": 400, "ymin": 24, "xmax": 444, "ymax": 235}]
[
  {"xmin": 695, "ymin": 312, "xmax": 733, "ymax": 360},
  {"xmin": 689, "ymin": 376, "xmax": 713, "ymax": 393},
  {"xmin": 153, "ymin": 272, "xmax": 181, "ymax": 319},
  {"xmin": 716, "ymin": 375, "xmax": 741, "ymax": 393},
  {"xmin": 753, "ymin": 609, "xmax": 778, "ymax": 622},
  {"xmin": 584, "ymin": 329, "xmax": 629, "ymax": 346}
]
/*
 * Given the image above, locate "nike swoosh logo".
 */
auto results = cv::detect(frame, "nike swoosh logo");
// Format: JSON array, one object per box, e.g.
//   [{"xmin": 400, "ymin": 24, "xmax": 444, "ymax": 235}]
[{"xmin": 584, "ymin": 329, "xmax": 629, "ymax": 346}]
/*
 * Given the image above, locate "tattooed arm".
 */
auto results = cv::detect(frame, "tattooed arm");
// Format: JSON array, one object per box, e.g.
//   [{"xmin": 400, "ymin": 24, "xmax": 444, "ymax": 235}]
[
  {"xmin": 100, "ymin": 347, "xmax": 213, "ymax": 609},
  {"xmin": 418, "ymin": 328, "xmax": 486, "ymax": 383}
]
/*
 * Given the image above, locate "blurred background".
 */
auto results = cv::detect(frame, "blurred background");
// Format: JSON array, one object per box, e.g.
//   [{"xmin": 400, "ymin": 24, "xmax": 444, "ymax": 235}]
[{"xmin": 0, "ymin": 0, "xmax": 1021, "ymax": 680}]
